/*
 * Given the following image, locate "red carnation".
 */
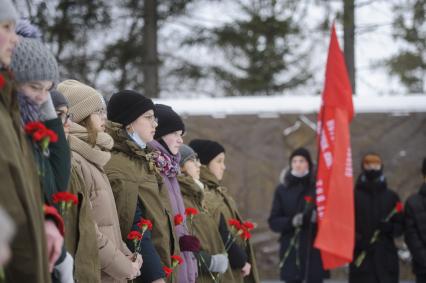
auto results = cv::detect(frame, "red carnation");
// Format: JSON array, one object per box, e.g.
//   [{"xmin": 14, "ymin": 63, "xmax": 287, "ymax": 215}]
[
  {"xmin": 163, "ymin": 266, "xmax": 173, "ymax": 278},
  {"xmin": 137, "ymin": 218, "xmax": 153, "ymax": 231},
  {"xmin": 304, "ymin": 196, "xmax": 314, "ymax": 204},
  {"xmin": 185, "ymin": 207, "xmax": 199, "ymax": 217},
  {"xmin": 240, "ymin": 229, "xmax": 251, "ymax": 241},
  {"xmin": 127, "ymin": 230, "xmax": 143, "ymax": 241},
  {"xmin": 228, "ymin": 218, "xmax": 241, "ymax": 230},
  {"xmin": 174, "ymin": 214, "xmax": 184, "ymax": 226},
  {"xmin": 395, "ymin": 202, "xmax": 404, "ymax": 213},
  {"xmin": 242, "ymin": 221, "xmax": 255, "ymax": 231},
  {"xmin": 45, "ymin": 129, "xmax": 58, "ymax": 143},
  {"xmin": 171, "ymin": 255, "xmax": 184, "ymax": 266},
  {"xmin": 0, "ymin": 74, "xmax": 5, "ymax": 90},
  {"xmin": 24, "ymin": 121, "xmax": 46, "ymax": 134}
]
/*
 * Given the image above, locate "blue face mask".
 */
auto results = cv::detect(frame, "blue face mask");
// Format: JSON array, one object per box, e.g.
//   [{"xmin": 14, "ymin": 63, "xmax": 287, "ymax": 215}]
[{"xmin": 127, "ymin": 125, "xmax": 146, "ymax": 149}]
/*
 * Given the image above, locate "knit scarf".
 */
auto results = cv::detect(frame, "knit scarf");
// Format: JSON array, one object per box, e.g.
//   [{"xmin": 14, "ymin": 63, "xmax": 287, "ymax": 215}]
[
  {"xmin": 16, "ymin": 91, "xmax": 40, "ymax": 125},
  {"xmin": 69, "ymin": 123, "xmax": 114, "ymax": 167},
  {"xmin": 148, "ymin": 139, "xmax": 198, "ymax": 283}
]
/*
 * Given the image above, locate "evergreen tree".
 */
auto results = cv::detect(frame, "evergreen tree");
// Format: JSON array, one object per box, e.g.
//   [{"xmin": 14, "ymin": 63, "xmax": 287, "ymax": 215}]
[{"xmin": 388, "ymin": 0, "xmax": 426, "ymax": 93}]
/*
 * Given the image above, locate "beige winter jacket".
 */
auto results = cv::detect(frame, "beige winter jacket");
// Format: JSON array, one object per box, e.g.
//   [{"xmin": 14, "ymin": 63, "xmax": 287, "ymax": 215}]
[{"xmin": 69, "ymin": 123, "xmax": 134, "ymax": 283}]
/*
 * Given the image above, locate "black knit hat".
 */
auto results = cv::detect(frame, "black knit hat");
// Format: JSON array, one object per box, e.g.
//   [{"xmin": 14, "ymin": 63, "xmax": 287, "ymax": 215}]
[
  {"xmin": 51, "ymin": 90, "xmax": 68, "ymax": 109},
  {"xmin": 189, "ymin": 139, "xmax": 225, "ymax": 165},
  {"xmin": 107, "ymin": 90, "xmax": 155, "ymax": 126},
  {"xmin": 154, "ymin": 104, "xmax": 185, "ymax": 139},
  {"xmin": 422, "ymin": 158, "xmax": 426, "ymax": 177},
  {"xmin": 289, "ymin": 147, "xmax": 313, "ymax": 170}
]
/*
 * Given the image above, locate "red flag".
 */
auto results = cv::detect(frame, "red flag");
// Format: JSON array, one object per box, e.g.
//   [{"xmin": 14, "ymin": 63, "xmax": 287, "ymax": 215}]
[{"xmin": 314, "ymin": 24, "xmax": 355, "ymax": 270}]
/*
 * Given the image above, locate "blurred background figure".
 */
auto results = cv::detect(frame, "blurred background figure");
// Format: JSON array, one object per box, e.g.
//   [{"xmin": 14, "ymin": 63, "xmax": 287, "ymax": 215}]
[
  {"xmin": 349, "ymin": 153, "xmax": 404, "ymax": 283},
  {"xmin": 268, "ymin": 148, "xmax": 327, "ymax": 283},
  {"xmin": 405, "ymin": 158, "xmax": 426, "ymax": 283}
]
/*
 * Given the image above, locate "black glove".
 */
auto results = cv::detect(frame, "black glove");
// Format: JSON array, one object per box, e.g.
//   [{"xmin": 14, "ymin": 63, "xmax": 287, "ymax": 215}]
[{"xmin": 378, "ymin": 221, "xmax": 393, "ymax": 234}]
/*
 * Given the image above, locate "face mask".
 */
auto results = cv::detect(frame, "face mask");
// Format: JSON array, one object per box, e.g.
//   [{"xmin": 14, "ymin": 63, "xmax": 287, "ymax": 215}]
[
  {"xmin": 127, "ymin": 125, "xmax": 146, "ymax": 149},
  {"xmin": 291, "ymin": 169, "xmax": 309, "ymax": 178},
  {"xmin": 364, "ymin": 169, "xmax": 382, "ymax": 181}
]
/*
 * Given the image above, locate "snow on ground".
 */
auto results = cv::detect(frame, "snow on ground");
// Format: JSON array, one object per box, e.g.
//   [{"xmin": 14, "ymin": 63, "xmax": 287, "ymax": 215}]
[{"xmin": 154, "ymin": 95, "xmax": 426, "ymax": 116}]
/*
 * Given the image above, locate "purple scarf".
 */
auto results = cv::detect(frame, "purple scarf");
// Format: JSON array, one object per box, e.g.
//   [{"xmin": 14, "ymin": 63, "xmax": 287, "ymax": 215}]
[{"xmin": 148, "ymin": 140, "xmax": 198, "ymax": 283}]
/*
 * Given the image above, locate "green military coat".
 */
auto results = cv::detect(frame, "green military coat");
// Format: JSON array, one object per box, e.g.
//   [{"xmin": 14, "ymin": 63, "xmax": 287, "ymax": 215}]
[
  {"xmin": 178, "ymin": 175, "xmax": 235, "ymax": 283},
  {"xmin": 0, "ymin": 69, "xmax": 50, "ymax": 283},
  {"xmin": 105, "ymin": 121, "xmax": 180, "ymax": 283},
  {"xmin": 200, "ymin": 166, "xmax": 260, "ymax": 283}
]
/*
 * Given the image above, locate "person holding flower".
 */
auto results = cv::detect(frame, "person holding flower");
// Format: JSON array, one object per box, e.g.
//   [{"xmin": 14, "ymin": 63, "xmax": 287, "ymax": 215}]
[
  {"xmin": 52, "ymin": 89, "xmax": 101, "ymax": 283},
  {"xmin": 0, "ymin": 3, "xmax": 63, "ymax": 282},
  {"xmin": 189, "ymin": 139, "xmax": 260, "ymax": 283},
  {"xmin": 268, "ymin": 148, "xmax": 326, "ymax": 283},
  {"xmin": 58, "ymin": 80, "xmax": 142, "ymax": 282},
  {"xmin": 148, "ymin": 104, "xmax": 200, "ymax": 283},
  {"xmin": 178, "ymin": 144, "xmax": 231, "ymax": 282},
  {"xmin": 349, "ymin": 153, "xmax": 404, "ymax": 283},
  {"xmin": 105, "ymin": 90, "xmax": 178, "ymax": 283}
]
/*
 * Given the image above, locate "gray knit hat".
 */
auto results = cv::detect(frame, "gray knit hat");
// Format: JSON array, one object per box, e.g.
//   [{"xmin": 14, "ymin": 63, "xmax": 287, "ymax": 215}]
[
  {"xmin": 58, "ymin": 79, "xmax": 105, "ymax": 123},
  {"xmin": 0, "ymin": 0, "xmax": 18, "ymax": 23},
  {"xmin": 10, "ymin": 20, "xmax": 59, "ymax": 84},
  {"xmin": 51, "ymin": 90, "xmax": 68, "ymax": 109},
  {"xmin": 179, "ymin": 144, "xmax": 198, "ymax": 167}
]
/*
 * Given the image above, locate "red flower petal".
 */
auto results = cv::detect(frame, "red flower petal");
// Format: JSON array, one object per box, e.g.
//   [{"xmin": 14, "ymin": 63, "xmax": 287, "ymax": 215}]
[
  {"xmin": 395, "ymin": 202, "xmax": 404, "ymax": 213},
  {"xmin": 242, "ymin": 221, "xmax": 255, "ymax": 231},
  {"xmin": 228, "ymin": 218, "xmax": 241, "ymax": 230},
  {"xmin": 25, "ymin": 121, "xmax": 46, "ymax": 135},
  {"xmin": 45, "ymin": 129, "xmax": 58, "ymax": 143},
  {"xmin": 163, "ymin": 266, "xmax": 173, "ymax": 278},
  {"xmin": 0, "ymin": 75, "xmax": 5, "ymax": 90},
  {"xmin": 174, "ymin": 214, "xmax": 183, "ymax": 226},
  {"xmin": 127, "ymin": 230, "xmax": 142, "ymax": 241},
  {"xmin": 304, "ymin": 196, "xmax": 314, "ymax": 204},
  {"xmin": 240, "ymin": 229, "xmax": 251, "ymax": 240},
  {"xmin": 185, "ymin": 207, "xmax": 199, "ymax": 216},
  {"xmin": 137, "ymin": 218, "xmax": 153, "ymax": 231},
  {"xmin": 171, "ymin": 255, "xmax": 184, "ymax": 265}
]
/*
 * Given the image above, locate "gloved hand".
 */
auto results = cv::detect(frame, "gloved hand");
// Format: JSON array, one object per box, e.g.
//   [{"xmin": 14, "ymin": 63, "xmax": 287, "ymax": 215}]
[
  {"xmin": 378, "ymin": 221, "xmax": 393, "ymax": 234},
  {"xmin": 54, "ymin": 252, "xmax": 74, "ymax": 283},
  {"xmin": 292, "ymin": 213, "xmax": 304, "ymax": 228},
  {"xmin": 209, "ymin": 253, "xmax": 229, "ymax": 274},
  {"xmin": 39, "ymin": 93, "xmax": 58, "ymax": 121},
  {"xmin": 179, "ymin": 235, "xmax": 201, "ymax": 252}
]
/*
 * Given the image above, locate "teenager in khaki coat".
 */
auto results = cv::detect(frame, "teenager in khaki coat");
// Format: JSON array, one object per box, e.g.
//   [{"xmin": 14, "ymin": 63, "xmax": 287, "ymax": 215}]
[
  {"xmin": 0, "ymin": 2, "xmax": 60, "ymax": 282},
  {"xmin": 189, "ymin": 139, "xmax": 260, "ymax": 283},
  {"xmin": 178, "ymin": 144, "xmax": 232, "ymax": 283},
  {"xmin": 58, "ymin": 80, "xmax": 142, "ymax": 282},
  {"xmin": 105, "ymin": 90, "xmax": 179, "ymax": 283}
]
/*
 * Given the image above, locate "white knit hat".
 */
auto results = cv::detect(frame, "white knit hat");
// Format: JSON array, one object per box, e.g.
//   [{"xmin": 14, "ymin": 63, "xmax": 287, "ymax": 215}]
[{"xmin": 57, "ymin": 80, "xmax": 105, "ymax": 123}]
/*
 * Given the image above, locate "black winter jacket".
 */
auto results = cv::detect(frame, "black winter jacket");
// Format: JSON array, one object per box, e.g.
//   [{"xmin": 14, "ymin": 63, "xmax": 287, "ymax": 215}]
[
  {"xmin": 349, "ymin": 173, "xmax": 404, "ymax": 283},
  {"xmin": 268, "ymin": 172, "xmax": 327, "ymax": 283},
  {"xmin": 405, "ymin": 183, "xmax": 426, "ymax": 276}
]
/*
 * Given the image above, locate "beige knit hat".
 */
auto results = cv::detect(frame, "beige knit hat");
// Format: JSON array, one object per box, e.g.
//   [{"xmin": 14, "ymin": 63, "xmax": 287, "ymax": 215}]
[{"xmin": 57, "ymin": 80, "xmax": 105, "ymax": 123}]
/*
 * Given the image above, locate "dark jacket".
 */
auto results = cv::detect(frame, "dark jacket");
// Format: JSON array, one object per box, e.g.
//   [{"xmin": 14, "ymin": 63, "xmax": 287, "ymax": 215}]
[
  {"xmin": 268, "ymin": 171, "xmax": 326, "ymax": 283},
  {"xmin": 405, "ymin": 183, "xmax": 426, "ymax": 276},
  {"xmin": 349, "ymin": 173, "xmax": 404, "ymax": 283},
  {"xmin": 0, "ymin": 69, "xmax": 51, "ymax": 283}
]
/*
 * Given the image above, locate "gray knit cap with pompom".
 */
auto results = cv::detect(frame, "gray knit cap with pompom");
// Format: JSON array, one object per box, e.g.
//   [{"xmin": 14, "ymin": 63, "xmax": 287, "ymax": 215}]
[
  {"xmin": 0, "ymin": 0, "xmax": 19, "ymax": 23},
  {"xmin": 10, "ymin": 20, "xmax": 59, "ymax": 84}
]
